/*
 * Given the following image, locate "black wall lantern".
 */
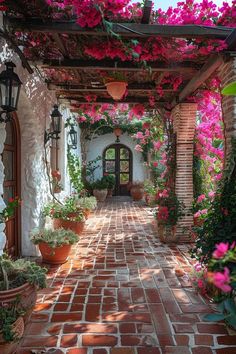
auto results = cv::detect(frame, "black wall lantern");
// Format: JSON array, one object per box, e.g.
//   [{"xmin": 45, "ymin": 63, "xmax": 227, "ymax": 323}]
[
  {"xmin": 44, "ymin": 104, "xmax": 62, "ymax": 144},
  {"xmin": 68, "ymin": 124, "xmax": 77, "ymax": 149},
  {"xmin": 0, "ymin": 62, "xmax": 22, "ymax": 123}
]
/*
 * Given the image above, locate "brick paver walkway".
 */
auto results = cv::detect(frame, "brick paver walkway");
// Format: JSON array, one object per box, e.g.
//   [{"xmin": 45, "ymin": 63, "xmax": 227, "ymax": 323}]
[{"xmin": 17, "ymin": 198, "xmax": 236, "ymax": 354}]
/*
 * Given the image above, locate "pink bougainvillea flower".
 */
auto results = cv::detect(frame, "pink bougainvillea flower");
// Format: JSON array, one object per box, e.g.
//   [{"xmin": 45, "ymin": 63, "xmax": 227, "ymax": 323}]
[
  {"xmin": 194, "ymin": 263, "xmax": 202, "ymax": 272},
  {"xmin": 153, "ymin": 141, "xmax": 162, "ymax": 151},
  {"xmin": 212, "ymin": 267, "xmax": 232, "ymax": 293},
  {"xmin": 194, "ymin": 211, "xmax": 201, "ymax": 218},
  {"xmin": 153, "ymin": 161, "xmax": 158, "ymax": 168},
  {"xmin": 208, "ymin": 191, "xmax": 215, "ymax": 199},
  {"xmin": 212, "ymin": 242, "xmax": 229, "ymax": 259},
  {"xmin": 134, "ymin": 144, "xmax": 143, "ymax": 152},
  {"xmin": 197, "ymin": 194, "xmax": 206, "ymax": 203}
]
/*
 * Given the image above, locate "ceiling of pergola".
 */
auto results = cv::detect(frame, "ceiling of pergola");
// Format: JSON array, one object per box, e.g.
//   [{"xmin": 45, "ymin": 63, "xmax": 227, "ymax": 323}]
[{"xmin": 2, "ymin": 0, "xmax": 236, "ymax": 111}]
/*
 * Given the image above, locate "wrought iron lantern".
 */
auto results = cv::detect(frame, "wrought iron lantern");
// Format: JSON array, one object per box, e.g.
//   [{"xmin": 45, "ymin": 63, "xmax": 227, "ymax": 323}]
[
  {"xmin": 68, "ymin": 124, "xmax": 77, "ymax": 149},
  {"xmin": 44, "ymin": 105, "xmax": 62, "ymax": 144},
  {"xmin": 0, "ymin": 62, "xmax": 22, "ymax": 123}
]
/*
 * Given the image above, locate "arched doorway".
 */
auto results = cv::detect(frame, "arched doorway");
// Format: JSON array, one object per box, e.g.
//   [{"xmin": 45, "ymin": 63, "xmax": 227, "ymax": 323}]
[
  {"xmin": 103, "ymin": 144, "xmax": 132, "ymax": 196},
  {"xmin": 2, "ymin": 113, "xmax": 21, "ymax": 256}
]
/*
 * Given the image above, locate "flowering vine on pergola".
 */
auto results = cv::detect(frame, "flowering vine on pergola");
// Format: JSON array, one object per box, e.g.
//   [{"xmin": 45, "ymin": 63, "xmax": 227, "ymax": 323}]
[{"xmin": 1, "ymin": 0, "xmax": 236, "ymax": 189}]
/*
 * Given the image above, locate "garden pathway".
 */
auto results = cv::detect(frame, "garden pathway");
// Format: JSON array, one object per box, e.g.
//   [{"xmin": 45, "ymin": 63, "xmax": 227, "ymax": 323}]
[{"xmin": 17, "ymin": 197, "xmax": 236, "ymax": 354}]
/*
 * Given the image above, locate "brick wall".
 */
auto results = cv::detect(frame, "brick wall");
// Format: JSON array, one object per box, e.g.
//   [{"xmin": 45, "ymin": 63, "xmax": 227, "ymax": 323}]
[
  {"xmin": 172, "ymin": 103, "xmax": 197, "ymax": 243},
  {"xmin": 219, "ymin": 58, "xmax": 236, "ymax": 161}
]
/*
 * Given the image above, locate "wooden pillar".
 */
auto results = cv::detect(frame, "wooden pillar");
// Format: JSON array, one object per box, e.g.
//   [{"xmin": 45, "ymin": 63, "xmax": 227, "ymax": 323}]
[
  {"xmin": 219, "ymin": 58, "xmax": 236, "ymax": 161},
  {"xmin": 172, "ymin": 103, "xmax": 197, "ymax": 242}
]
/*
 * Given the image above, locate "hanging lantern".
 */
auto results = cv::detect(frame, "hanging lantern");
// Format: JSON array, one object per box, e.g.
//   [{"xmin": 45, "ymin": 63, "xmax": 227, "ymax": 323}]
[
  {"xmin": 68, "ymin": 124, "xmax": 77, "ymax": 149},
  {"xmin": 105, "ymin": 81, "xmax": 127, "ymax": 100},
  {"xmin": 113, "ymin": 127, "xmax": 122, "ymax": 143},
  {"xmin": 44, "ymin": 104, "xmax": 62, "ymax": 144}
]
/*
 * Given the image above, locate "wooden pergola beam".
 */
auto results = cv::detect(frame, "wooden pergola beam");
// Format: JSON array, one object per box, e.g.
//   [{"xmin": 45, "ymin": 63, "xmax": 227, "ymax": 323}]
[
  {"xmin": 226, "ymin": 28, "xmax": 236, "ymax": 50},
  {"xmin": 5, "ymin": 17, "xmax": 234, "ymax": 39},
  {"xmin": 40, "ymin": 59, "xmax": 199, "ymax": 72},
  {"xmin": 141, "ymin": 0, "xmax": 152, "ymax": 24},
  {"xmin": 51, "ymin": 33, "xmax": 68, "ymax": 58},
  {"xmin": 58, "ymin": 97, "xmax": 170, "ymax": 105},
  {"xmin": 177, "ymin": 54, "xmax": 224, "ymax": 103},
  {"xmin": 48, "ymin": 82, "xmax": 173, "ymax": 92}
]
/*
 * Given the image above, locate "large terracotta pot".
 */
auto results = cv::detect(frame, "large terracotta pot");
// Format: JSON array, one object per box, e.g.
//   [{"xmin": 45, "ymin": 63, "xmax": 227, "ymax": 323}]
[
  {"xmin": 38, "ymin": 242, "xmax": 72, "ymax": 265},
  {"xmin": 130, "ymin": 186, "xmax": 144, "ymax": 201},
  {"xmin": 0, "ymin": 316, "xmax": 24, "ymax": 354},
  {"xmin": 93, "ymin": 189, "xmax": 107, "ymax": 202},
  {"xmin": 158, "ymin": 223, "xmax": 177, "ymax": 243},
  {"xmin": 53, "ymin": 218, "xmax": 85, "ymax": 235},
  {"xmin": 0, "ymin": 283, "xmax": 37, "ymax": 314}
]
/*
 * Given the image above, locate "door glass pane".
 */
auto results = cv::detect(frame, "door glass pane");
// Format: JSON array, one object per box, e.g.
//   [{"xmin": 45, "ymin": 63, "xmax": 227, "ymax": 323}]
[
  {"xmin": 120, "ymin": 173, "xmax": 129, "ymax": 184},
  {"xmin": 5, "ymin": 121, "xmax": 13, "ymax": 145},
  {"xmin": 2, "ymin": 150, "xmax": 14, "ymax": 180},
  {"xmin": 105, "ymin": 160, "xmax": 115, "ymax": 173},
  {"xmin": 120, "ymin": 148, "xmax": 129, "ymax": 159},
  {"xmin": 120, "ymin": 160, "xmax": 129, "ymax": 172},
  {"xmin": 105, "ymin": 148, "xmax": 115, "ymax": 159}
]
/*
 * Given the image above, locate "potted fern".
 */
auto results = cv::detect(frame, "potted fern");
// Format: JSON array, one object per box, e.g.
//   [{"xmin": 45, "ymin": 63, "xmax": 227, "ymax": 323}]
[
  {"xmin": 30, "ymin": 228, "xmax": 78, "ymax": 265},
  {"xmin": 92, "ymin": 178, "xmax": 108, "ymax": 202}
]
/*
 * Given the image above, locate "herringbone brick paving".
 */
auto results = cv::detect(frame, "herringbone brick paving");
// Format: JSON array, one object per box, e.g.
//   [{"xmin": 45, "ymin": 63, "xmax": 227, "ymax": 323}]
[{"xmin": 17, "ymin": 197, "xmax": 236, "ymax": 354}]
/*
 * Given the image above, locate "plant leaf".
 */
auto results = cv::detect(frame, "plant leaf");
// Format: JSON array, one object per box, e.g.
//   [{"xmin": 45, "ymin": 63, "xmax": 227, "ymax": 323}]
[
  {"xmin": 222, "ymin": 82, "xmax": 236, "ymax": 96},
  {"xmin": 203, "ymin": 313, "xmax": 226, "ymax": 322}
]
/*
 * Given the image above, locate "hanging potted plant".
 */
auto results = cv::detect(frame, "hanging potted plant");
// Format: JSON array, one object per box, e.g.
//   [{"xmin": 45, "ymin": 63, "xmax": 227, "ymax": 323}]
[
  {"xmin": 51, "ymin": 169, "xmax": 62, "ymax": 194},
  {"xmin": 92, "ymin": 178, "xmax": 108, "ymax": 202},
  {"xmin": 104, "ymin": 73, "xmax": 128, "ymax": 101},
  {"xmin": 0, "ymin": 255, "xmax": 47, "ymax": 320},
  {"xmin": 30, "ymin": 228, "xmax": 78, "ymax": 265},
  {"xmin": 130, "ymin": 181, "xmax": 144, "ymax": 201},
  {"xmin": 43, "ymin": 196, "xmax": 86, "ymax": 235}
]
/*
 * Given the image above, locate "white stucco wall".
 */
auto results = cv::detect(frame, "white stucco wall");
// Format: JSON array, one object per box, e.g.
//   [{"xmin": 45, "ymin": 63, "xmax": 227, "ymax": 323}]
[
  {"xmin": 86, "ymin": 132, "xmax": 146, "ymax": 182},
  {"xmin": 0, "ymin": 41, "xmax": 78, "ymax": 256}
]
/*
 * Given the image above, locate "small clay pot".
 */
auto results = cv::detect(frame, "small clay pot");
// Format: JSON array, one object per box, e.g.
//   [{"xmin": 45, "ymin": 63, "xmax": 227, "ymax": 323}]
[
  {"xmin": 38, "ymin": 242, "xmax": 72, "ymax": 265},
  {"xmin": 130, "ymin": 186, "xmax": 144, "ymax": 201}
]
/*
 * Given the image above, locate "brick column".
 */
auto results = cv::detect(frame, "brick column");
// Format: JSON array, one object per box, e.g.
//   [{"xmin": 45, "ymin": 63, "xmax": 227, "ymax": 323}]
[
  {"xmin": 219, "ymin": 58, "xmax": 236, "ymax": 160},
  {"xmin": 172, "ymin": 103, "xmax": 197, "ymax": 242}
]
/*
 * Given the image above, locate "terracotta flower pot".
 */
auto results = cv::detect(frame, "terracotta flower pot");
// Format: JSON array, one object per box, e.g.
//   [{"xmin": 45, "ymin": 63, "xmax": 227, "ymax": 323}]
[
  {"xmin": 158, "ymin": 223, "xmax": 177, "ymax": 243},
  {"xmin": 0, "ymin": 283, "xmax": 37, "ymax": 315},
  {"xmin": 130, "ymin": 186, "xmax": 144, "ymax": 201},
  {"xmin": 53, "ymin": 218, "xmax": 85, "ymax": 235},
  {"xmin": 0, "ymin": 316, "xmax": 24, "ymax": 354},
  {"xmin": 38, "ymin": 242, "xmax": 72, "ymax": 265},
  {"xmin": 93, "ymin": 189, "xmax": 107, "ymax": 202}
]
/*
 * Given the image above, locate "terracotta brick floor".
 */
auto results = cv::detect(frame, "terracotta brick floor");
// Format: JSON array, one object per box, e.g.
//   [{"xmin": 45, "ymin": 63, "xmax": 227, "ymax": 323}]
[{"xmin": 17, "ymin": 197, "xmax": 236, "ymax": 354}]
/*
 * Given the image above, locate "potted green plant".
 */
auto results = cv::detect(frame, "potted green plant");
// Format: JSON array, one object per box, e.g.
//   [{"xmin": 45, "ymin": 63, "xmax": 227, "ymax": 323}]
[
  {"xmin": 130, "ymin": 181, "xmax": 144, "ymax": 201},
  {"xmin": 155, "ymin": 189, "xmax": 185, "ymax": 243},
  {"xmin": 143, "ymin": 180, "xmax": 157, "ymax": 206},
  {"xmin": 102, "ymin": 174, "xmax": 115, "ymax": 197},
  {"xmin": 30, "ymin": 228, "xmax": 78, "ymax": 265},
  {"xmin": 0, "ymin": 301, "xmax": 25, "ymax": 354},
  {"xmin": 43, "ymin": 196, "xmax": 86, "ymax": 235},
  {"xmin": 0, "ymin": 197, "xmax": 21, "ymax": 223},
  {"xmin": 92, "ymin": 178, "xmax": 108, "ymax": 202},
  {"xmin": 0, "ymin": 254, "xmax": 47, "ymax": 319},
  {"xmin": 75, "ymin": 196, "xmax": 97, "ymax": 219}
]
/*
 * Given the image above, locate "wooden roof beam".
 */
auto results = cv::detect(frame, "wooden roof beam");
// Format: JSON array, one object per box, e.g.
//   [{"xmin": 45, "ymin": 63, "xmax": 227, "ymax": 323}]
[
  {"xmin": 58, "ymin": 97, "xmax": 170, "ymax": 105},
  {"xmin": 5, "ymin": 17, "xmax": 234, "ymax": 39},
  {"xmin": 51, "ymin": 33, "xmax": 68, "ymax": 58},
  {"xmin": 39, "ymin": 59, "xmax": 199, "ymax": 73},
  {"xmin": 176, "ymin": 54, "xmax": 224, "ymax": 105},
  {"xmin": 141, "ymin": 0, "xmax": 152, "ymax": 24}
]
